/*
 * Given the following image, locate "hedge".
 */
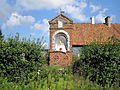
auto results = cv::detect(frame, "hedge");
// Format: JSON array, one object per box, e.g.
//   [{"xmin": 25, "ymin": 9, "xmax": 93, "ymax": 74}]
[
  {"xmin": 0, "ymin": 34, "xmax": 47, "ymax": 81},
  {"xmin": 73, "ymin": 41, "xmax": 120, "ymax": 86}
]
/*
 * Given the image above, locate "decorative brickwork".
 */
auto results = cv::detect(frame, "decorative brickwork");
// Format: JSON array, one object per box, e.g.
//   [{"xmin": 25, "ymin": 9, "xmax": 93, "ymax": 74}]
[{"xmin": 49, "ymin": 52, "xmax": 72, "ymax": 66}]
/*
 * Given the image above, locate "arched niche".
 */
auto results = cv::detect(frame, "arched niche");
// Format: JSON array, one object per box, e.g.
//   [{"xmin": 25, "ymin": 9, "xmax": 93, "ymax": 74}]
[{"xmin": 52, "ymin": 30, "xmax": 70, "ymax": 52}]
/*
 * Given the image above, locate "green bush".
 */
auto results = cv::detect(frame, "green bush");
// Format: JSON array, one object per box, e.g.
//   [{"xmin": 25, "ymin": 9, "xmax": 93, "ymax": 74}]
[
  {"xmin": 0, "ymin": 34, "xmax": 47, "ymax": 81},
  {"xmin": 0, "ymin": 66, "xmax": 116, "ymax": 90},
  {"xmin": 73, "ymin": 41, "xmax": 120, "ymax": 86}
]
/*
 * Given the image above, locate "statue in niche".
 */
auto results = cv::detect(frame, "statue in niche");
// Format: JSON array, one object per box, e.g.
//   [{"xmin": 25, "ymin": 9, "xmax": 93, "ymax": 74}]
[{"xmin": 55, "ymin": 35, "xmax": 67, "ymax": 52}]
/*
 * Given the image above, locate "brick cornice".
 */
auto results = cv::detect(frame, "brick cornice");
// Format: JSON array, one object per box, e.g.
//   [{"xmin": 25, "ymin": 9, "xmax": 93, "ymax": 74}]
[{"xmin": 50, "ymin": 27, "xmax": 73, "ymax": 30}]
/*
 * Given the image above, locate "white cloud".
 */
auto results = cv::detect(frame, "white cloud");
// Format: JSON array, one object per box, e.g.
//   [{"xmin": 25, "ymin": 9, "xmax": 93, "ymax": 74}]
[
  {"xmin": 62, "ymin": 3, "xmax": 88, "ymax": 21},
  {"xmin": 16, "ymin": 0, "xmax": 74, "ymax": 10},
  {"xmin": 0, "ymin": 0, "xmax": 115, "ymax": 26},
  {"xmin": 32, "ymin": 19, "xmax": 49, "ymax": 32},
  {"xmin": 2, "ymin": 13, "xmax": 35, "ymax": 28},
  {"xmin": 79, "ymin": 1, "xmax": 87, "ymax": 8},
  {"xmin": 33, "ymin": 23, "xmax": 41, "ymax": 30},
  {"xmin": 0, "ymin": 0, "xmax": 13, "ymax": 20},
  {"xmin": 90, "ymin": 4, "xmax": 101, "ymax": 13},
  {"xmin": 16, "ymin": 0, "xmax": 88, "ymax": 22},
  {"xmin": 95, "ymin": 8, "xmax": 108, "ymax": 22}
]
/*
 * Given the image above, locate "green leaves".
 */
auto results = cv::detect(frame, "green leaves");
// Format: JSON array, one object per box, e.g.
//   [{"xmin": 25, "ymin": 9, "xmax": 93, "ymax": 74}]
[
  {"xmin": 0, "ymin": 29, "xmax": 4, "ymax": 41},
  {"xmin": 0, "ymin": 67, "xmax": 117, "ymax": 90},
  {"xmin": 73, "ymin": 41, "xmax": 120, "ymax": 86},
  {"xmin": 0, "ymin": 34, "xmax": 47, "ymax": 81}
]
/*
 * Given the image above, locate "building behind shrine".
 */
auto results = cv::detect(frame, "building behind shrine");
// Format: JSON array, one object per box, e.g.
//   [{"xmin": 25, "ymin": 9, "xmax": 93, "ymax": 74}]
[{"xmin": 49, "ymin": 12, "xmax": 120, "ymax": 66}]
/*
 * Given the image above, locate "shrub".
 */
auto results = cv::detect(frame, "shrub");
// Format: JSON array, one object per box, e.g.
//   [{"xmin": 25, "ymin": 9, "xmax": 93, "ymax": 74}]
[
  {"xmin": 0, "ymin": 34, "xmax": 47, "ymax": 81},
  {"xmin": 0, "ymin": 66, "xmax": 116, "ymax": 90},
  {"xmin": 73, "ymin": 41, "xmax": 120, "ymax": 87}
]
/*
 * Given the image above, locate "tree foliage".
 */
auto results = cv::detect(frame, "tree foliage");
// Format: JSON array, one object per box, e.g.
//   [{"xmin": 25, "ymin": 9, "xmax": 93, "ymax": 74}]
[
  {"xmin": 73, "ymin": 40, "xmax": 120, "ymax": 86},
  {"xmin": 0, "ymin": 34, "xmax": 47, "ymax": 81},
  {"xmin": 0, "ymin": 29, "xmax": 4, "ymax": 40}
]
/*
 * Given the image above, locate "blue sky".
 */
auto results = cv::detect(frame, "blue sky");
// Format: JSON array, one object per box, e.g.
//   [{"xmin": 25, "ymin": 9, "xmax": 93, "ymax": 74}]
[{"xmin": 0, "ymin": 0, "xmax": 120, "ymax": 48}]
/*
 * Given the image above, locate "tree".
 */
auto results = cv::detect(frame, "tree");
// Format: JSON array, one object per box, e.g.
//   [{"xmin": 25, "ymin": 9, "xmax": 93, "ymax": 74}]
[{"xmin": 0, "ymin": 29, "xmax": 4, "ymax": 40}]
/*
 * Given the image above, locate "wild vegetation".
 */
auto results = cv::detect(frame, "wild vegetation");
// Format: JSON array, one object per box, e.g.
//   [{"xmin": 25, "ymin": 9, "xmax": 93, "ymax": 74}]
[
  {"xmin": 0, "ymin": 33, "xmax": 47, "ymax": 82},
  {"xmin": 0, "ymin": 66, "xmax": 116, "ymax": 90},
  {"xmin": 0, "ymin": 30, "xmax": 119, "ymax": 90},
  {"xmin": 73, "ymin": 37, "xmax": 120, "ymax": 88}
]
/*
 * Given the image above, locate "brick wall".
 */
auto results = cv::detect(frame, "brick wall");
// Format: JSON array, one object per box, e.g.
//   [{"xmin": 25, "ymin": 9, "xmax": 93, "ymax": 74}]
[
  {"xmin": 49, "ymin": 52, "xmax": 72, "ymax": 66},
  {"xmin": 49, "ymin": 14, "xmax": 73, "ymax": 66}
]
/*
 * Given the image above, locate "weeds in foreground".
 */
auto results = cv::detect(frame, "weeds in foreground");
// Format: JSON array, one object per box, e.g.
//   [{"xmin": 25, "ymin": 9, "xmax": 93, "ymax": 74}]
[{"xmin": 0, "ymin": 66, "xmax": 118, "ymax": 90}]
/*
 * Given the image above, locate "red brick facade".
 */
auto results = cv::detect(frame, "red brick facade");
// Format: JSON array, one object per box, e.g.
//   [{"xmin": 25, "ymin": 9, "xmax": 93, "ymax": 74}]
[
  {"xmin": 49, "ymin": 52, "xmax": 72, "ymax": 66},
  {"xmin": 49, "ymin": 13, "xmax": 120, "ymax": 66}
]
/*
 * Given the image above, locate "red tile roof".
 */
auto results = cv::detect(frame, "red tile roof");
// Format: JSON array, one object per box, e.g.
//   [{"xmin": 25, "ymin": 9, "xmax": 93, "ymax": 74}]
[{"xmin": 72, "ymin": 23, "xmax": 120, "ymax": 44}]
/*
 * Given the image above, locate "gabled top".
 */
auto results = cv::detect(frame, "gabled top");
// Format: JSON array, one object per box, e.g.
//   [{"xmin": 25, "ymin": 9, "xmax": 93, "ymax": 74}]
[{"xmin": 49, "ymin": 13, "xmax": 73, "ymax": 24}]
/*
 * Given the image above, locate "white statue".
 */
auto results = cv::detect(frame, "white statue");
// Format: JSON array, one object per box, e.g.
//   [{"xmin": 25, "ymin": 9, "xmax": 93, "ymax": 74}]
[{"xmin": 56, "ymin": 40, "xmax": 66, "ymax": 52}]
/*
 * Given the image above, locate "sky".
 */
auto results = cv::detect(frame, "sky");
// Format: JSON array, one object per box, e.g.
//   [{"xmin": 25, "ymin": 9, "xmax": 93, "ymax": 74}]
[{"xmin": 0, "ymin": 0, "xmax": 120, "ymax": 48}]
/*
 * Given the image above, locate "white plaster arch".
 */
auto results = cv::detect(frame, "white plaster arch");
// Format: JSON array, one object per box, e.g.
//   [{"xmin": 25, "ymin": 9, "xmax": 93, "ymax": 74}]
[{"xmin": 52, "ymin": 30, "xmax": 70, "ymax": 51}]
